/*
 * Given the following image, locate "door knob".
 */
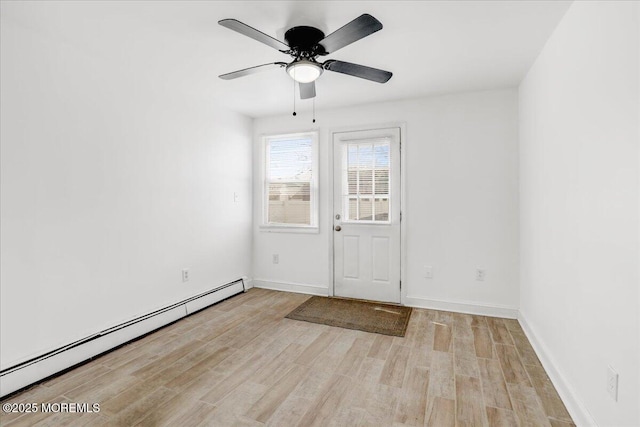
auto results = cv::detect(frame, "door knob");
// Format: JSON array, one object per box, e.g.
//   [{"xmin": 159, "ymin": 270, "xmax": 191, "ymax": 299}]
[{"xmin": 334, "ymin": 225, "xmax": 342, "ymax": 232}]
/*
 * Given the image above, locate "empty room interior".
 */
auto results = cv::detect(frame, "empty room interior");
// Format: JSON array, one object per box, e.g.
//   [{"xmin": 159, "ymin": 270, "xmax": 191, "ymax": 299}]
[{"xmin": 0, "ymin": 1, "xmax": 639, "ymax": 426}]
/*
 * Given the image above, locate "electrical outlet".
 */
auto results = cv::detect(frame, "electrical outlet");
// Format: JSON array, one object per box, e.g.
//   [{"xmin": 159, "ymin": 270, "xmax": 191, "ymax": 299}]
[
  {"xmin": 182, "ymin": 268, "xmax": 189, "ymax": 282},
  {"xmin": 607, "ymin": 366, "xmax": 618, "ymax": 401},
  {"xmin": 476, "ymin": 268, "xmax": 486, "ymax": 281},
  {"xmin": 425, "ymin": 266, "xmax": 433, "ymax": 279},
  {"xmin": 272, "ymin": 254, "xmax": 279, "ymax": 264},
  {"xmin": 233, "ymin": 192, "xmax": 239, "ymax": 203}
]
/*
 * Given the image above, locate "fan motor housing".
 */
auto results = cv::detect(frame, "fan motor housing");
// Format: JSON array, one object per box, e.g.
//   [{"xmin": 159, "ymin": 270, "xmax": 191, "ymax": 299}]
[{"xmin": 284, "ymin": 26, "xmax": 326, "ymax": 54}]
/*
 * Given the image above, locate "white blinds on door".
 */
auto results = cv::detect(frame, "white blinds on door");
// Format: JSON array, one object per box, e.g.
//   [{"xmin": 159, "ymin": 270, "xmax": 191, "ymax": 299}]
[{"xmin": 342, "ymin": 138, "xmax": 391, "ymax": 222}]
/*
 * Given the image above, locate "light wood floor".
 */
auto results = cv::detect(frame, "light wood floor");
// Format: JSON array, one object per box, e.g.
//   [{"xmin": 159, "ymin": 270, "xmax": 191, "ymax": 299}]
[{"xmin": 1, "ymin": 288, "xmax": 574, "ymax": 426}]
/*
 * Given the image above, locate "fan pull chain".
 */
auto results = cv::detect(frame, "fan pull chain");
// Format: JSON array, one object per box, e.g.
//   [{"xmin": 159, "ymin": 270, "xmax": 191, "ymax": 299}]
[
  {"xmin": 292, "ymin": 69, "xmax": 297, "ymax": 117},
  {"xmin": 312, "ymin": 97, "xmax": 316, "ymax": 123}
]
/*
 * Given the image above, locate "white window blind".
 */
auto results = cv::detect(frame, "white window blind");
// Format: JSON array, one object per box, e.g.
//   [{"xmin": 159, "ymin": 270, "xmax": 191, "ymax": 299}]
[
  {"xmin": 343, "ymin": 139, "xmax": 391, "ymax": 222},
  {"xmin": 264, "ymin": 133, "xmax": 318, "ymax": 228}
]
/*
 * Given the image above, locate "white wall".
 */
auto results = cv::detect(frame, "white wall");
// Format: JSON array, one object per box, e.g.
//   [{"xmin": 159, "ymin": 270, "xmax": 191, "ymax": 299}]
[
  {"xmin": 253, "ymin": 89, "xmax": 519, "ymax": 316},
  {"xmin": 519, "ymin": 1, "xmax": 639, "ymax": 426},
  {"xmin": 0, "ymin": 9, "xmax": 253, "ymax": 369}
]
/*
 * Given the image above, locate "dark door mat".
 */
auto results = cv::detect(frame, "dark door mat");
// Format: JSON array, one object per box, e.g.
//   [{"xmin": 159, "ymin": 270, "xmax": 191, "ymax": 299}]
[{"xmin": 285, "ymin": 296, "xmax": 412, "ymax": 337}]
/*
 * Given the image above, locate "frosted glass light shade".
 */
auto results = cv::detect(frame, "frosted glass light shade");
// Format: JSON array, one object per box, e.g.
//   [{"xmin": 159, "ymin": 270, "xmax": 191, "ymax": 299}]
[{"xmin": 286, "ymin": 60, "xmax": 322, "ymax": 83}]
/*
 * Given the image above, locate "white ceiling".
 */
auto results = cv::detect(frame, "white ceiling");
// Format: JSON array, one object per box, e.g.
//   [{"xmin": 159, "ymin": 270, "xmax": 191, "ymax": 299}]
[{"xmin": 2, "ymin": 1, "xmax": 572, "ymax": 118}]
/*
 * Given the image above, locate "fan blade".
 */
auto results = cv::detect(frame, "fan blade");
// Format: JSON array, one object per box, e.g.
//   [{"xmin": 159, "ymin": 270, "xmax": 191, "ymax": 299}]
[
  {"xmin": 324, "ymin": 60, "xmax": 392, "ymax": 83},
  {"xmin": 219, "ymin": 62, "xmax": 286, "ymax": 80},
  {"xmin": 319, "ymin": 14, "xmax": 382, "ymax": 54},
  {"xmin": 219, "ymin": 19, "xmax": 289, "ymax": 51},
  {"xmin": 299, "ymin": 82, "xmax": 316, "ymax": 99}
]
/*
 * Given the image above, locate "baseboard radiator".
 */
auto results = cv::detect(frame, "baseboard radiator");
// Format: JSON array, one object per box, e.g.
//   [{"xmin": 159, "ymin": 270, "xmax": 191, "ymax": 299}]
[{"xmin": 0, "ymin": 279, "xmax": 245, "ymax": 398}]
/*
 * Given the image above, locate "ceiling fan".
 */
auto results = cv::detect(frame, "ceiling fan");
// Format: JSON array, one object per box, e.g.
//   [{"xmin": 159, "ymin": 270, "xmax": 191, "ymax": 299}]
[{"xmin": 218, "ymin": 14, "xmax": 393, "ymax": 100}]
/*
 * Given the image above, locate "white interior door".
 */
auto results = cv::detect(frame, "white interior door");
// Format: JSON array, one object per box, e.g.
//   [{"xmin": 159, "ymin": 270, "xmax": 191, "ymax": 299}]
[{"xmin": 333, "ymin": 127, "xmax": 401, "ymax": 303}]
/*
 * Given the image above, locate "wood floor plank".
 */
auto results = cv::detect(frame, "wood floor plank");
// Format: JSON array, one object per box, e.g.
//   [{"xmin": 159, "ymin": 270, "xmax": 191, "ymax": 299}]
[
  {"xmin": 379, "ymin": 344, "xmax": 411, "ymax": 388},
  {"xmin": 525, "ymin": 363, "xmax": 573, "ymax": 422},
  {"xmin": 455, "ymin": 375, "xmax": 488, "ymax": 427},
  {"xmin": 355, "ymin": 383, "xmax": 402, "ymax": 426},
  {"xmin": 507, "ymin": 383, "xmax": 552, "ymax": 427},
  {"xmin": 495, "ymin": 344, "xmax": 531, "ymax": 386},
  {"xmin": 472, "ymin": 326, "xmax": 495, "ymax": 359},
  {"xmin": 63, "ymin": 369, "xmax": 138, "ymax": 402},
  {"xmin": 296, "ymin": 374, "xmax": 355, "ymax": 427},
  {"xmin": 356, "ymin": 356, "xmax": 386, "ymax": 385},
  {"xmin": 294, "ymin": 329, "xmax": 339, "ymax": 365},
  {"xmin": 537, "ymin": 392, "xmax": 574, "ymax": 424},
  {"xmin": 453, "ymin": 323, "xmax": 474, "ymax": 340},
  {"xmin": 425, "ymin": 396, "xmax": 455, "ymax": 427},
  {"xmin": 477, "ymin": 358, "xmax": 512, "ymax": 410},
  {"xmin": 394, "ymin": 366, "xmax": 429, "ymax": 426},
  {"xmin": 486, "ymin": 406, "xmax": 519, "ymax": 427},
  {"xmin": 201, "ymin": 381, "xmax": 268, "ymax": 426},
  {"xmin": 167, "ymin": 368, "xmax": 227, "ymax": 402},
  {"xmin": 250, "ymin": 343, "xmax": 304, "ymax": 386},
  {"xmin": 199, "ymin": 344, "xmax": 280, "ymax": 405},
  {"xmin": 286, "ymin": 368, "xmax": 333, "ymax": 402},
  {"xmin": 156, "ymin": 401, "xmax": 217, "ymax": 427},
  {"xmin": 245, "ymin": 364, "xmax": 308, "ymax": 423},
  {"xmin": 96, "ymin": 344, "xmax": 154, "ymax": 371},
  {"xmin": 405, "ymin": 343, "xmax": 431, "ymax": 371},
  {"xmin": 435, "ymin": 311, "xmax": 454, "ymax": 326},
  {"xmin": 109, "ymin": 386, "xmax": 176, "ymax": 426},
  {"xmin": 336, "ymin": 337, "xmax": 372, "ymax": 377},
  {"xmin": 164, "ymin": 346, "xmax": 236, "ymax": 391},
  {"xmin": 224, "ymin": 313, "xmax": 282, "ymax": 349},
  {"xmin": 311, "ymin": 331, "xmax": 357, "ymax": 373},
  {"xmin": 130, "ymin": 338, "xmax": 208, "ymax": 380},
  {"xmin": 133, "ymin": 391, "xmax": 212, "ymax": 426},
  {"xmin": 264, "ymin": 396, "xmax": 311, "ymax": 427},
  {"xmin": 1, "ymin": 289, "xmax": 573, "ymax": 427},
  {"xmin": 433, "ymin": 323, "xmax": 452, "ymax": 352},
  {"xmin": 32, "ymin": 364, "xmax": 112, "ymax": 403},
  {"xmin": 502, "ymin": 318, "xmax": 524, "ymax": 333},
  {"xmin": 454, "ymin": 350, "xmax": 480, "ymax": 378},
  {"xmin": 428, "ymin": 351, "xmax": 455, "ymax": 399},
  {"xmin": 511, "ymin": 329, "xmax": 542, "ymax": 366},
  {"xmin": 470, "ymin": 315, "xmax": 489, "ymax": 328},
  {"xmin": 453, "ymin": 337, "xmax": 476, "ymax": 356},
  {"xmin": 403, "ymin": 310, "xmax": 431, "ymax": 350},
  {"xmin": 368, "ymin": 334, "xmax": 394, "ymax": 359},
  {"xmin": 487, "ymin": 318, "xmax": 514, "ymax": 345},
  {"xmin": 100, "ymin": 343, "xmax": 227, "ymax": 415},
  {"xmin": 549, "ymin": 418, "xmax": 577, "ymax": 427}
]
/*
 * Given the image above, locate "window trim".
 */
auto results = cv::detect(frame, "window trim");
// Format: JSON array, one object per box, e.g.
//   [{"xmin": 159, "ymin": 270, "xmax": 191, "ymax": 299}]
[{"xmin": 260, "ymin": 131, "xmax": 319, "ymax": 233}]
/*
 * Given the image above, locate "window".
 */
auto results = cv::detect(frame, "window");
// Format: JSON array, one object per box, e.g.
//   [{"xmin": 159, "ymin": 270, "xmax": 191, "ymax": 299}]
[
  {"xmin": 263, "ymin": 132, "xmax": 318, "ymax": 230},
  {"xmin": 343, "ymin": 139, "xmax": 391, "ymax": 222}
]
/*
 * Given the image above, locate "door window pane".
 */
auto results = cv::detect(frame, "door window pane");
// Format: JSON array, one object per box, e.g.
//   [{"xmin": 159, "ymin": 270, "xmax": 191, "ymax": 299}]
[
  {"xmin": 375, "ymin": 198, "xmax": 389, "ymax": 221},
  {"xmin": 342, "ymin": 141, "xmax": 391, "ymax": 222},
  {"xmin": 359, "ymin": 197, "xmax": 373, "ymax": 220}
]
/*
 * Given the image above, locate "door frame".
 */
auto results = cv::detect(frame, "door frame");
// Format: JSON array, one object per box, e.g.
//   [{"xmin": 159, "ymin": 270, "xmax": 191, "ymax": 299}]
[{"xmin": 328, "ymin": 122, "xmax": 407, "ymax": 305}]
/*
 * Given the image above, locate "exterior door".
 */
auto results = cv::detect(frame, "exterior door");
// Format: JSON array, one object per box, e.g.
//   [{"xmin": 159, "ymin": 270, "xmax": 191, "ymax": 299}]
[{"xmin": 333, "ymin": 127, "xmax": 401, "ymax": 303}]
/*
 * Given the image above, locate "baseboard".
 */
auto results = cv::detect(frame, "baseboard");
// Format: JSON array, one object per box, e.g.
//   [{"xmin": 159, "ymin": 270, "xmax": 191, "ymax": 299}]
[
  {"xmin": 252, "ymin": 279, "xmax": 328, "ymax": 296},
  {"xmin": 404, "ymin": 295, "xmax": 518, "ymax": 319},
  {"xmin": 518, "ymin": 311, "xmax": 597, "ymax": 427},
  {"xmin": 0, "ymin": 279, "xmax": 245, "ymax": 398}
]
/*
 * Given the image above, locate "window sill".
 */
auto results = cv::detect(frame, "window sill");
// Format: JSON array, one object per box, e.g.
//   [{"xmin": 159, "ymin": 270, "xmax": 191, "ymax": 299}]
[{"xmin": 259, "ymin": 225, "xmax": 319, "ymax": 234}]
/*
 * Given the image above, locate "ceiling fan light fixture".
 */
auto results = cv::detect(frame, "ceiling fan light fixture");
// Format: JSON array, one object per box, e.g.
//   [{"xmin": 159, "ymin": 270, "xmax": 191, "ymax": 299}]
[{"xmin": 287, "ymin": 59, "xmax": 323, "ymax": 83}]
